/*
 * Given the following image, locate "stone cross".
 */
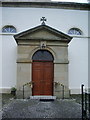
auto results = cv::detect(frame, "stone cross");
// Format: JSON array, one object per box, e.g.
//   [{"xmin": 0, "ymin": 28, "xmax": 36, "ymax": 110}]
[{"xmin": 40, "ymin": 17, "xmax": 47, "ymax": 25}]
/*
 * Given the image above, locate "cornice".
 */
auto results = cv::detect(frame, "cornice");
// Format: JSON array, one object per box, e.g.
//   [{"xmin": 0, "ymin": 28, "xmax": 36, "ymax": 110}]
[{"xmin": 0, "ymin": 2, "xmax": 90, "ymax": 11}]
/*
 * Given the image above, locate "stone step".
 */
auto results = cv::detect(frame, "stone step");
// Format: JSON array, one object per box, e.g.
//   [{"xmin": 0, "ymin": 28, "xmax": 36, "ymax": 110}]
[{"xmin": 30, "ymin": 96, "xmax": 56, "ymax": 100}]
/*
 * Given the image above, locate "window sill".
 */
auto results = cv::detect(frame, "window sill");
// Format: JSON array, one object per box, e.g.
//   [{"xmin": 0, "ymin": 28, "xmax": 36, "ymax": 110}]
[{"xmin": 0, "ymin": 33, "xmax": 17, "ymax": 35}]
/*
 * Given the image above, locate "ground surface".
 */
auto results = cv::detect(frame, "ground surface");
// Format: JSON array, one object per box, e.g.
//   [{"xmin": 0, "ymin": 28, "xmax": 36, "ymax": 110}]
[
  {"xmin": 2, "ymin": 94, "xmax": 82, "ymax": 107},
  {"xmin": 1, "ymin": 94, "xmax": 82, "ymax": 119}
]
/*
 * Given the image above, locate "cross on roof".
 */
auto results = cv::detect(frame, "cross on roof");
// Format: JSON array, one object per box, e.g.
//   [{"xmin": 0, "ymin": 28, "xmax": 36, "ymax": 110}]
[{"xmin": 40, "ymin": 17, "xmax": 47, "ymax": 25}]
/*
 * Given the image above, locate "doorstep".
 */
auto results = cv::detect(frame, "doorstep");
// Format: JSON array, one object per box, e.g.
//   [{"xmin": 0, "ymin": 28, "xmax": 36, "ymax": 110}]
[{"xmin": 30, "ymin": 96, "xmax": 56, "ymax": 100}]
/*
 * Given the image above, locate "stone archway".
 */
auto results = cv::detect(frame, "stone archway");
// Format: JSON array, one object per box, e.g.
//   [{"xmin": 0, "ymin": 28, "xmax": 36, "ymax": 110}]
[{"xmin": 32, "ymin": 50, "xmax": 54, "ymax": 96}]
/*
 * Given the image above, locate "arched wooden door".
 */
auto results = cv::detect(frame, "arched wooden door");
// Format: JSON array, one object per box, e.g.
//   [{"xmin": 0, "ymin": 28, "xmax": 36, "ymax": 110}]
[{"xmin": 32, "ymin": 50, "xmax": 54, "ymax": 96}]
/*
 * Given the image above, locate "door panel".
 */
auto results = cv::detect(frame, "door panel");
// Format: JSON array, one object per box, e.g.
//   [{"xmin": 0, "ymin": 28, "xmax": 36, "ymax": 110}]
[{"xmin": 32, "ymin": 62, "xmax": 53, "ymax": 96}]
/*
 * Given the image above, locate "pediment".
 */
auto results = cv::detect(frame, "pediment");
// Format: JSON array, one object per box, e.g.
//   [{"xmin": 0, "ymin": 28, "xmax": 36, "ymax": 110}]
[{"xmin": 14, "ymin": 25, "xmax": 72, "ymax": 44}]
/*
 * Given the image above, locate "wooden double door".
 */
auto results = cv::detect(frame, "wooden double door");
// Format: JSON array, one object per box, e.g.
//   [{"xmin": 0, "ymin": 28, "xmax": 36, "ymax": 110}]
[{"xmin": 32, "ymin": 61, "xmax": 54, "ymax": 96}]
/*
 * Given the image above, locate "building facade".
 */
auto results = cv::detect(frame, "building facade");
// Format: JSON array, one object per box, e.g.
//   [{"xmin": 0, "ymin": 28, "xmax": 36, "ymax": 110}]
[
  {"xmin": 14, "ymin": 23, "xmax": 72, "ymax": 98},
  {"xmin": 0, "ymin": 1, "xmax": 89, "ymax": 98}
]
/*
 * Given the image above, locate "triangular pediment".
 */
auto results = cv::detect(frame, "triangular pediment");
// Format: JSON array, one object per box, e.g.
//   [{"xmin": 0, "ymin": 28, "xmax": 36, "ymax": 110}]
[{"xmin": 14, "ymin": 25, "xmax": 72, "ymax": 44}]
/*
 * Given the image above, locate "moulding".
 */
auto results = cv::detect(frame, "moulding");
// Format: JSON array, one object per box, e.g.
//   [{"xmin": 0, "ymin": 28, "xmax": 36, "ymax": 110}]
[{"xmin": 1, "ymin": 2, "xmax": 90, "ymax": 11}]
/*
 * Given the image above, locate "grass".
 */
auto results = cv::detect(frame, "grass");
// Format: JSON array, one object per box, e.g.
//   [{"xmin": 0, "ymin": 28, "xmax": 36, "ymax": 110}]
[
  {"xmin": 70, "ymin": 94, "xmax": 82, "ymax": 104},
  {"xmin": 1, "ymin": 93, "xmax": 15, "ymax": 107}
]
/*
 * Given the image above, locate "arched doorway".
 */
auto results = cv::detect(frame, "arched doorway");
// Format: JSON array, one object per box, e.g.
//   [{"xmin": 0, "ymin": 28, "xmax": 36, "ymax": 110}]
[{"xmin": 32, "ymin": 50, "xmax": 54, "ymax": 96}]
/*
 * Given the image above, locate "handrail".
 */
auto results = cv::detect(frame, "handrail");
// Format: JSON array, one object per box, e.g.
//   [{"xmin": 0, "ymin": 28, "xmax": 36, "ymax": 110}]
[
  {"xmin": 61, "ymin": 84, "xmax": 64, "ymax": 99},
  {"xmin": 23, "ymin": 81, "xmax": 65, "ymax": 99},
  {"xmin": 23, "ymin": 81, "xmax": 33, "ymax": 99},
  {"xmin": 54, "ymin": 82, "xmax": 65, "ymax": 99}
]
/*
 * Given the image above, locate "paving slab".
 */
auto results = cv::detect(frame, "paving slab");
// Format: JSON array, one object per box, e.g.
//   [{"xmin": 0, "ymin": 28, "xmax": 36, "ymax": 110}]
[{"xmin": 1, "ymin": 99, "xmax": 82, "ymax": 119}]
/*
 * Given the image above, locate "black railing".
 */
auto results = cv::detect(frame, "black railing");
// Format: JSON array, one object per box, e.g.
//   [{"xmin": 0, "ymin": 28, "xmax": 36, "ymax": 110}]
[
  {"xmin": 81, "ymin": 84, "xmax": 90, "ymax": 119},
  {"xmin": 23, "ymin": 85, "xmax": 24, "ymax": 99},
  {"xmin": 23, "ymin": 82, "xmax": 33, "ymax": 99},
  {"xmin": 61, "ymin": 84, "xmax": 64, "ymax": 99},
  {"xmin": 54, "ymin": 82, "xmax": 65, "ymax": 99}
]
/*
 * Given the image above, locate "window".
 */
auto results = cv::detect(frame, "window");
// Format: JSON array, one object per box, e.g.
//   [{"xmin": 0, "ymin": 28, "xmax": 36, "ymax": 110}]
[
  {"xmin": 2, "ymin": 25, "xmax": 16, "ymax": 33},
  {"xmin": 32, "ymin": 50, "xmax": 54, "ymax": 61},
  {"xmin": 68, "ymin": 28, "xmax": 82, "ymax": 35}
]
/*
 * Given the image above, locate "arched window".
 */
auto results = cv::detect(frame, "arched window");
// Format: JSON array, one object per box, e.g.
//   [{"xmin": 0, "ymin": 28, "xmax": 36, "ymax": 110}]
[
  {"xmin": 32, "ymin": 50, "xmax": 54, "ymax": 61},
  {"xmin": 68, "ymin": 28, "xmax": 82, "ymax": 35},
  {"xmin": 2, "ymin": 25, "xmax": 16, "ymax": 33}
]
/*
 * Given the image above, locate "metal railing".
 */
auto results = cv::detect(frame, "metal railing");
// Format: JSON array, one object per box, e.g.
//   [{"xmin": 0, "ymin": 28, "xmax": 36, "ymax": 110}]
[
  {"xmin": 23, "ymin": 81, "xmax": 65, "ymax": 99},
  {"xmin": 61, "ymin": 84, "xmax": 64, "ymax": 99},
  {"xmin": 23, "ymin": 82, "xmax": 33, "ymax": 99},
  {"xmin": 54, "ymin": 82, "xmax": 65, "ymax": 99},
  {"xmin": 81, "ymin": 84, "xmax": 90, "ymax": 119}
]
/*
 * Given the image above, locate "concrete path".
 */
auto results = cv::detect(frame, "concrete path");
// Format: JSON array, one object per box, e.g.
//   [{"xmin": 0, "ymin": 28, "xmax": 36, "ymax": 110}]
[{"xmin": 2, "ymin": 99, "xmax": 82, "ymax": 119}]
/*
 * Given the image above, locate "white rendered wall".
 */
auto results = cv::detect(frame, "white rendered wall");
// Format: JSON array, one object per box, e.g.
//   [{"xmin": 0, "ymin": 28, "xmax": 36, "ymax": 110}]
[
  {"xmin": 69, "ymin": 37, "xmax": 88, "ymax": 94},
  {"xmin": 1, "ymin": 35, "xmax": 17, "ymax": 93},
  {"xmin": 1, "ymin": 7, "xmax": 88, "ymax": 36},
  {"xmin": 0, "ymin": 7, "xmax": 88, "ymax": 93}
]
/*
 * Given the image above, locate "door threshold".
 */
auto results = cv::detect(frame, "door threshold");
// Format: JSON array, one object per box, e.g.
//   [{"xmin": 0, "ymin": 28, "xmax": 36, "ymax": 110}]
[{"xmin": 30, "ymin": 96, "xmax": 56, "ymax": 100}]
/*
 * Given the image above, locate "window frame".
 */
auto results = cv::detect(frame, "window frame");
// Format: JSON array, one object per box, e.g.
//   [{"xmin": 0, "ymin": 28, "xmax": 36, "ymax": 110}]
[
  {"xmin": 68, "ymin": 28, "xmax": 82, "ymax": 36},
  {"xmin": 32, "ymin": 50, "xmax": 54, "ymax": 61},
  {"xmin": 2, "ymin": 25, "xmax": 17, "ymax": 33}
]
